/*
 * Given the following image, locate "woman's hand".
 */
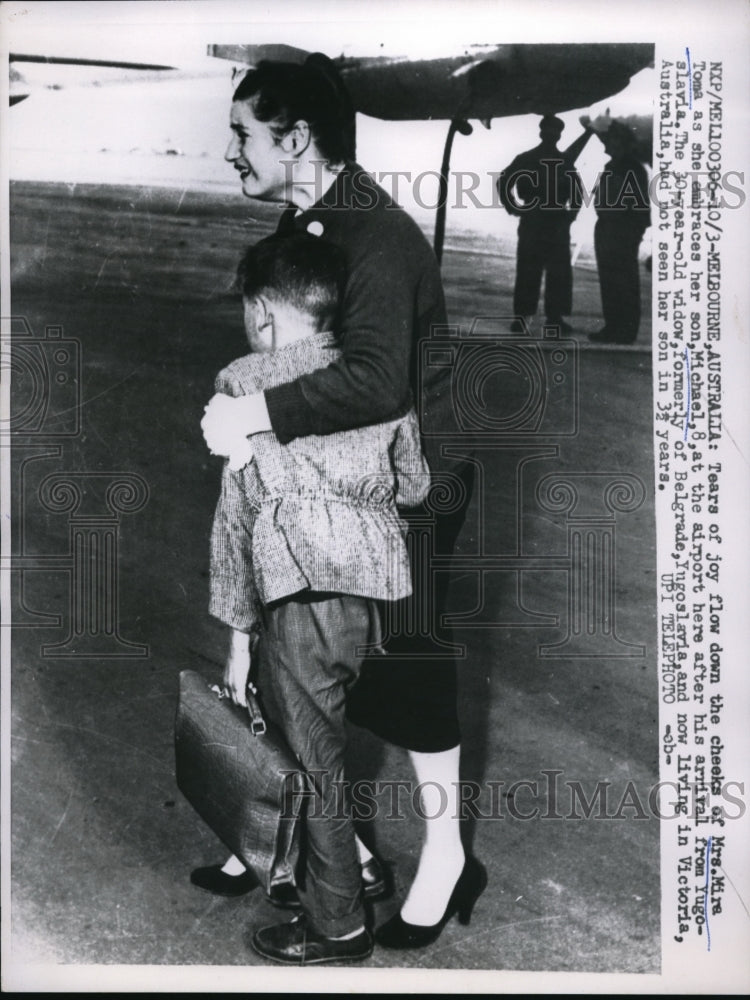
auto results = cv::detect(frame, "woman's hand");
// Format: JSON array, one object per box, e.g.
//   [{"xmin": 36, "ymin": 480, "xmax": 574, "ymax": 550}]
[
  {"xmin": 201, "ymin": 392, "xmax": 272, "ymax": 457},
  {"xmin": 223, "ymin": 628, "xmax": 252, "ymax": 708}
]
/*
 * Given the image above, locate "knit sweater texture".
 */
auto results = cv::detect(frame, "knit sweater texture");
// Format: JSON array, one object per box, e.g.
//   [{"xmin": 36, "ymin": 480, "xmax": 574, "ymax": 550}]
[{"xmin": 210, "ymin": 332, "xmax": 430, "ymax": 632}]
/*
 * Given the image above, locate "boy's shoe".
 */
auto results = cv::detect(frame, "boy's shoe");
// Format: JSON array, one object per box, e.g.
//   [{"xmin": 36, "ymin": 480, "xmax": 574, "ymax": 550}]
[
  {"xmin": 251, "ymin": 914, "xmax": 373, "ymax": 965},
  {"xmin": 268, "ymin": 856, "xmax": 390, "ymax": 909}
]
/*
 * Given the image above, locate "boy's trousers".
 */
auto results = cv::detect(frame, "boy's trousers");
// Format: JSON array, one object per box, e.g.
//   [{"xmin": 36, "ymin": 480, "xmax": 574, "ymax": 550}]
[{"xmin": 258, "ymin": 592, "xmax": 381, "ymax": 938}]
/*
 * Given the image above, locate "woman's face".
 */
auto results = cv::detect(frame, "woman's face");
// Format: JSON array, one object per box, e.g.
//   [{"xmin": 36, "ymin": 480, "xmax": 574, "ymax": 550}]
[{"xmin": 225, "ymin": 100, "xmax": 290, "ymax": 202}]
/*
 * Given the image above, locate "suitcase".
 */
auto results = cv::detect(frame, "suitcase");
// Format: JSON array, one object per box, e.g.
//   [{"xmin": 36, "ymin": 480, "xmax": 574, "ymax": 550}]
[{"xmin": 175, "ymin": 669, "xmax": 307, "ymax": 893}]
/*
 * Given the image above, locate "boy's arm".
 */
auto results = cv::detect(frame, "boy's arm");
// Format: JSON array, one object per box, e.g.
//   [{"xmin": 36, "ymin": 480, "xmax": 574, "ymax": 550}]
[
  {"xmin": 391, "ymin": 411, "xmax": 431, "ymax": 508},
  {"xmin": 223, "ymin": 627, "xmax": 255, "ymax": 709},
  {"xmin": 209, "ymin": 466, "xmax": 262, "ymax": 635}
]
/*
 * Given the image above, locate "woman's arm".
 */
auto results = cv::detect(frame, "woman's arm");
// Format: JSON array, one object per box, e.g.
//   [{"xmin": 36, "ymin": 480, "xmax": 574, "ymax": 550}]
[
  {"xmin": 265, "ymin": 243, "xmax": 417, "ymax": 442},
  {"xmin": 202, "ymin": 197, "xmax": 445, "ymax": 448}
]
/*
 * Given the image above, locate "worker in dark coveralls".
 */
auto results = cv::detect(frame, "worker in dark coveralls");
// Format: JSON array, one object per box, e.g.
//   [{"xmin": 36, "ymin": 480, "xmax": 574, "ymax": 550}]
[
  {"xmin": 587, "ymin": 120, "xmax": 651, "ymax": 344},
  {"xmin": 497, "ymin": 114, "xmax": 586, "ymax": 333}
]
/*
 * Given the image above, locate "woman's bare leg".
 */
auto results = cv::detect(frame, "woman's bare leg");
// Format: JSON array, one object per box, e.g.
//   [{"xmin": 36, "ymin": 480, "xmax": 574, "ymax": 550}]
[{"xmin": 399, "ymin": 745, "xmax": 465, "ymax": 925}]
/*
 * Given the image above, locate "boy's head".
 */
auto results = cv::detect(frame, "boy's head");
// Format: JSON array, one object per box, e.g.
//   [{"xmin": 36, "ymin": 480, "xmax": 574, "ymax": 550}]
[{"xmin": 237, "ymin": 233, "xmax": 345, "ymax": 352}]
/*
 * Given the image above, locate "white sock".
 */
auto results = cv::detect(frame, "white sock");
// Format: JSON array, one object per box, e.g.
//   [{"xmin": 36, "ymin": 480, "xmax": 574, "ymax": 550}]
[
  {"xmin": 220, "ymin": 854, "xmax": 247, "ymax": 876},
  {"xmin": 399, "ymin": 746, "xmax": 465, "ymax": 926},
  {"xmin": 354, "ymin": 834, "xmax": 373, "ymax": 864},
  {"xmin": 329, "ymin": 925, "xmax": 365, "ymax": 940}
]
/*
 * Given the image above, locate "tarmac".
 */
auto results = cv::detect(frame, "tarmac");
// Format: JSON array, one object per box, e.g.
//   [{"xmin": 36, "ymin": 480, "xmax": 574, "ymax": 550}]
[{"xmin": 6, "ymin": 182, "xmax": 659, "ymax": 981}]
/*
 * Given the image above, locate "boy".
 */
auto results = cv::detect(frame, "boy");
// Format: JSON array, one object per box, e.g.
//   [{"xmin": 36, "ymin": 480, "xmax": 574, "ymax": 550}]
[{"xmin": 206, "ymin": 233, "xmax": 429, "ymax": 964}]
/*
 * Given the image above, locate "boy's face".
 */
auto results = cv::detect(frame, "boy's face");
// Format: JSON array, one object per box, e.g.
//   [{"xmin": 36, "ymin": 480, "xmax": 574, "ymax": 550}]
[{"xmin": 243, "ymin": 296, "xmax": 274, "ymax": 353}]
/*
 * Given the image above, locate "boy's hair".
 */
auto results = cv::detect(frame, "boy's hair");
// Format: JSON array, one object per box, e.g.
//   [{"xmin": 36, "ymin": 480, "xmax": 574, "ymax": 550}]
[{"xmin": 237, "ymin": 233, "xmax": 346, "ymax": 332}]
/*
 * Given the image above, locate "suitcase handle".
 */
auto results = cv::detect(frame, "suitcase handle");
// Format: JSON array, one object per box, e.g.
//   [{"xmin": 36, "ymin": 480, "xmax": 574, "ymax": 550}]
[{"xmin": 210, "ymin": 683, "xmax": 267, "ymax": 736}]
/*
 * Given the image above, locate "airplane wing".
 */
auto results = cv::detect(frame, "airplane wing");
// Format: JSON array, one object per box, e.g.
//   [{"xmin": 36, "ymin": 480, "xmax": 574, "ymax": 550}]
[
  {"xmin": 10, "ymin": 53, "xmax": 175, "ymax": 71},
  {"xmin": 208, "ymin": 42, "xmax": 654, "ymax": 121},
  {"xmin": 9, "ymin": 53, "xmax": 175, "ymax": 106}
]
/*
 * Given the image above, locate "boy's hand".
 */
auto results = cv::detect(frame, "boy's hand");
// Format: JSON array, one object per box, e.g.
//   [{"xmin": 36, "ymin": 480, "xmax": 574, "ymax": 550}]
[{"xmin": 223, "ymin": 628, "xmax": 252, "ymax": 708}]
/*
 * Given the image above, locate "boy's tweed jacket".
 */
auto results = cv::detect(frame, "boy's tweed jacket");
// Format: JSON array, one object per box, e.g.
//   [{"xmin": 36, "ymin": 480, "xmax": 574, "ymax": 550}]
[{"xmin": 210, "ymin": 332, "xmax": 430, "ymax": 632}]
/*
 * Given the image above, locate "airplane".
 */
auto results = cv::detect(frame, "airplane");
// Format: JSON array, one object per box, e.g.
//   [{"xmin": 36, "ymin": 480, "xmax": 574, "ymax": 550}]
[
  {"xmin": 208, "ymin": 42, "xmax": 654, "ymax": 261},
  {"xmin": 9, "ymin": 53, "xmax": 175, "ymax": 106},
  {"xmin": 9, "ymin": 41, "xmax": 653, "ymax": 264}
]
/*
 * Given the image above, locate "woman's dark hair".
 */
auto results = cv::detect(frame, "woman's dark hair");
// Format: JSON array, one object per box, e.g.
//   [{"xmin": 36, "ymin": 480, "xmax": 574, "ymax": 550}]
[
  {"xmin": 237, "ymin": 233, "xmax": 346, "ymax": 332},
  {"xmin": 232, "ymin": 54, "xmax": 356, "ymax": 165}
]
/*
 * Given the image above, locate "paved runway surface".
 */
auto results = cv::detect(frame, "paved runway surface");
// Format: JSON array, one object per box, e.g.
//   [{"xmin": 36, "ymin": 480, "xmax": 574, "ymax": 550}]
[{"xmin": 8, "ymin": 182, "xmax": 658, "ymax": 975}]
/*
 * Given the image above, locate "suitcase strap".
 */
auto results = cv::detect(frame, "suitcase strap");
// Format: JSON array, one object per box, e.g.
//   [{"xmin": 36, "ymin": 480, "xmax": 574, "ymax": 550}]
[{"xmin": 245, "ymin": 689, "xmax": 267, "ymax": 736}]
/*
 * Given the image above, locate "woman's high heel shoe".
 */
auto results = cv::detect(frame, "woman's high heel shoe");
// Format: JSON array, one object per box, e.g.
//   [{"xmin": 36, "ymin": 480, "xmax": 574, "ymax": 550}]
[
  {"xmin": 190, "ymin": 865, "xmax": 258, "ymax": 897},
  {"xmin": 374, "ymin": 856, "xmax": 487, "ymax": 950}
]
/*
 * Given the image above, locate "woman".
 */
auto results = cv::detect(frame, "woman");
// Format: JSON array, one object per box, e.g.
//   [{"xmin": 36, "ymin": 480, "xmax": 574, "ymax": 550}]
[{"xmin": 198, "ymin": 54, "xmax": 486, "ymax": 956}]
